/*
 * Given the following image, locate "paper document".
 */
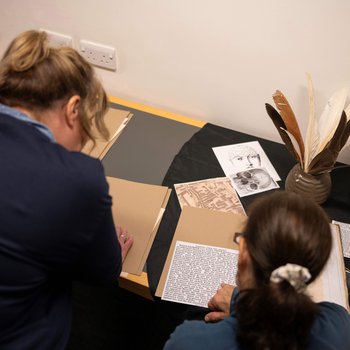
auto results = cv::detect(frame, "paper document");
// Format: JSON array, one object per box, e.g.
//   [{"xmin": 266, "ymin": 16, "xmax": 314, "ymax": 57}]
[
  {"xmin": 162, "ymin": 241, "xmax": 238, "ymax": 308},
  {"xmin": 332, "ymin": 220, "xmax": 350, "ymax": 258},
  {"xmin": 156, "ymin": 207, "xmax": 246, "ymax": 298},
  {"xmin": 174, "ymin": 177, "xmax": 246, "ymax": 216},
  {"xmin": 212, "ymin": 141, "xmax": 280, "ymax": 197}
]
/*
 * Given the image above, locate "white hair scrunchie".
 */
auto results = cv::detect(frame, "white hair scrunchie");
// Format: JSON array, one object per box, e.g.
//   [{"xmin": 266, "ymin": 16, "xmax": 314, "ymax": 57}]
[{"xmin": 270, "ymin": 263, "xmax": 311, "ymax": 293}]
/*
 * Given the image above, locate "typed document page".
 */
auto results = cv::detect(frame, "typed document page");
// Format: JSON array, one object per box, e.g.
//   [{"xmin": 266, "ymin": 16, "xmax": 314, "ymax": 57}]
[
  {"xmin": 162, "ymin": 241, "xmax": 239, "ymax": 308},
  {"xmin": 332, "ymin": 220, "xmax": 350, "ymax": 258}
]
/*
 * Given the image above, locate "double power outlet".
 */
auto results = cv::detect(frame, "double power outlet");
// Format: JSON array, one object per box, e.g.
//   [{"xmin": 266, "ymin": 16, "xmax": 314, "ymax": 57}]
[{"xmin": 45, "ymin": 30, "xmax": 116, "ymax": 71}]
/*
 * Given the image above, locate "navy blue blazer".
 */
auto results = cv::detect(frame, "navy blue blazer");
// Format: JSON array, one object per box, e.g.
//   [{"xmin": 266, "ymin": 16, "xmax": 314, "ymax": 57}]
[{"xmin": 0, "ymin": 112, "xmax": 121, "ymax": 349}]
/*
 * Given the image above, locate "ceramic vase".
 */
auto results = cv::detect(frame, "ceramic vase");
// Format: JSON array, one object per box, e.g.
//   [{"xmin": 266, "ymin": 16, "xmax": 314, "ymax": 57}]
[{"xmin": 284, "ymin": 164, "xmax": 332, "ymax": 205}]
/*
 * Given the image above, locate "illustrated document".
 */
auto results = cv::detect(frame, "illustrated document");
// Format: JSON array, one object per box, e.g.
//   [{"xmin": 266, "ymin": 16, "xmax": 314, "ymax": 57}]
[
  {"xmin": 212, "ymin": 141, "xmax": 280, "ymax": 197},
  {"xmin": 174, "ymin": 177, "xmax": 246, "ymax": 216}
]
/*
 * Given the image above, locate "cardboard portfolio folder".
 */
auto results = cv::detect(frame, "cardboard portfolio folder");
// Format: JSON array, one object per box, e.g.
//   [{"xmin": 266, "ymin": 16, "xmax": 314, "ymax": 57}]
[
  {"xmin": 156, "ymin": 206, "xmax": 349, "ymax": 311},
  {"xmin": 82, "ymin": 107, "xmax": 132, "ymax": 159},
  {"xmin": 107, "ymin": 176, "xmax": 171, "ymax": 276}
]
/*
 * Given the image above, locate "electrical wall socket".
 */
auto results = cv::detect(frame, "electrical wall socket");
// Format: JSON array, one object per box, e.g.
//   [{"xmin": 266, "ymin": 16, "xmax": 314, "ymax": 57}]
[
  {"xmin": 79, "ymin": 40, "xmax": 116, "ymax": 71},
  {"xmin": 44, "ymin": 30, "xmax": 73, "ymax": 47}
]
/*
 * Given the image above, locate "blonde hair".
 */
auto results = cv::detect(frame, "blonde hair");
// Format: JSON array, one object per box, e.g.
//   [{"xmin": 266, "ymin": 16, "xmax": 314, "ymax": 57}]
[{"xmin": 0, "ymin": 30, "xmax": 109, "ymax": 143}]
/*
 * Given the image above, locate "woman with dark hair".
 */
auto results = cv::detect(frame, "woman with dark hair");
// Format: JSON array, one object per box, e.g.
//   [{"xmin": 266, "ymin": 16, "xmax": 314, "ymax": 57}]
[
  {"xmin": 164, "ymin": 191, "xmax": 350, "ymax": 350},
  {"xmin": 0, "ymin": 30, "xmax": 133, "ymax": 349}
]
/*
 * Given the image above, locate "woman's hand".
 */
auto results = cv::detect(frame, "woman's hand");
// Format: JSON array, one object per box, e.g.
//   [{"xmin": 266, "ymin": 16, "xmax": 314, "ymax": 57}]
[
  {"xmin": 116, "ymin": 225, "xmax": 134, "ymax": 262},
  {"xmin": 204, "ymin": 283, "xmax": 235, "ymax": 322}
]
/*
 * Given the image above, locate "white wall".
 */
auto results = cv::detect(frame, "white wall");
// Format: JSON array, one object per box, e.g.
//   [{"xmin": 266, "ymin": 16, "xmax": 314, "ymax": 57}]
[{"xmin": 1, "ymin": 0, "xmax": 350, "ymax": 164}]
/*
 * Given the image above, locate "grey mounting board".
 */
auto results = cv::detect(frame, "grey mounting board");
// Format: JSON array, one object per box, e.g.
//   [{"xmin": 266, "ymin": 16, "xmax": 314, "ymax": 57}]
[{"xmin": 102, "ymin": 102, "xmax": 200, "ymax": 185}]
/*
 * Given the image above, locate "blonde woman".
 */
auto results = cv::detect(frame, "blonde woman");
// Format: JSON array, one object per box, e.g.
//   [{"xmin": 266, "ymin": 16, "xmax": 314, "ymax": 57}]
[{"xmin": 0, "ymin": 30, "xmax": 133, "ymax": 349}]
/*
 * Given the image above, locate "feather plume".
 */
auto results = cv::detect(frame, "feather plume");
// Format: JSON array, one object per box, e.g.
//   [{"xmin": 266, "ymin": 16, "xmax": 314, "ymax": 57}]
[
  {"xmin": 315, "ymin": 87, "xmax": 348, "ymax": 155},
  {"xmin": 327, "ymin": 111, "xmax": 347, "ymax": 154},
  {"xmin": 308, "ymin": 111, "xmax": 347, "ymax": 174},
  {"xmin": 345, "ymin": 104, "xmax": 350, "ymax": 121},
  {"xmin": 265, "ymin": 103, "xmax": 286, "ymax": 130},
  {"xmin": 304, "ymin": 73, "xmax": 320, "ymax": 172},
  {"xmin": 308, "ymin": 148, "xmax": 336, "ymax": 175},
  {"xmin": 280, "ymin": 127, "xmax": 302, "ymax": 163},
  {"xmin": 340, "ymin": 118, "xmax": 350, "ymax": 149},
  {"xmin": 265, "ymin": 103, "xmax": 300, "ymax": 162},
  {"xmin": 266, "ymin": 75, "xmax": 350, "ymax": 175},
  {"xmin": 272, "ymin": 90, "xmax": 305, "ymax": 160}
]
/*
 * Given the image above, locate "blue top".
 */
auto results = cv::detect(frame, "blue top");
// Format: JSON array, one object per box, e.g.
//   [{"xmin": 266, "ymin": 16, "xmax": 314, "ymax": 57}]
[
  {"xmin": 0, "ymin": 103, "xmax": 55, "ymax": 141},
  {"xmin": 0, "ymin": 107, "xmax": 121, "ymax": 349},
  {"xmin": 164, "ymin": 292, "xmax": 350, "ymax": 350}
]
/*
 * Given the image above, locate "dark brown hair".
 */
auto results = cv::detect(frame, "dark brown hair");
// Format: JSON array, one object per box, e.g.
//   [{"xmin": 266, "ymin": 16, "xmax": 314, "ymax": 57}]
[
  {"xmin": 235, "ymin": 190, "xmax": 332, "ymax": 350},
  {"xmin": 0, "ymin": 30, "xmax": 109, "ymax": 144}
]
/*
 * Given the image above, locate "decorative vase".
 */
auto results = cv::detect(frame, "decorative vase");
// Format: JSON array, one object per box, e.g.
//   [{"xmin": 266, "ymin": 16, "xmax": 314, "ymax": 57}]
[{"xmin": 284, "ymin": 164, "xmax": 332, "ymax": 205}]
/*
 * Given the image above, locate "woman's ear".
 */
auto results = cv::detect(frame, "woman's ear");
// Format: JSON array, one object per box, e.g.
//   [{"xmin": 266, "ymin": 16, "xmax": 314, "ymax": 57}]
[
  {"xmin": 237, "ymin": 238, "xmax": 255, "ymax": 289},
  {"xmin": 65, "ymin": 95, "xmax": 81, "ymax": 128},
  {"xmin": 238, "ymin": 238, "xmax": 249, "ymax": 270}
]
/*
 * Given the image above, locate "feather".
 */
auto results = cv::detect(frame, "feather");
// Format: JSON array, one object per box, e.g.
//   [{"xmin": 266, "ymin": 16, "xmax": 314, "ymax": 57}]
[
  {"xmin": 340, "ymin": 118, "xmax": 350, "ymax": 149},
  {"xmin": 265, "ymin": 103, "xmax": 300, "ymax": 162},
  {"xmin": 345, "ymin": 104, "xmax": 350, "ymax": 121},
  {"xmin": 308, "ymin": 148, "xmax": 336, "ymax": 175},
  {"xmin": 327, "ymin": 111, "xmax": 347, "ymax": 154},
  {"xmin": 265, "ymin": 103, "xmax": 286, "ymax": 130},
  {"xmin": 308, "ymin": 111, "xmax": 348, "ymax": 174},
  {"xmin": 272, "ymin": 90, "xmax": 305, "ymax": 160},
  {"xmin": 280, "ymin": 127, "xmax": 302, "ymax": 163},
  {"xmin": 304, "ymin": 73, "xmax": 320, "ymax": 172},
  {"xmin": 315, "ymin": 87, "xmax": 348, "ymax": 155}
]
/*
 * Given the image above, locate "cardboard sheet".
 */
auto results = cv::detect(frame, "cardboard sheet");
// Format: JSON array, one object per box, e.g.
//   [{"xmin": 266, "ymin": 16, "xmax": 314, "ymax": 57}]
[
  {"xmin": 156, "ymin": 208, "xmax": 349, "ymax": 311},
  {"xmin": 156, "ymin": 206, "xmax": 246, "ymax": 297},
  {"xmin": 106, "ymin": 176, "xmax": 171, "ymax": 275},
  {"xmin": 82, "ymin": 108, "xmax": 132, "ymax": 159}
]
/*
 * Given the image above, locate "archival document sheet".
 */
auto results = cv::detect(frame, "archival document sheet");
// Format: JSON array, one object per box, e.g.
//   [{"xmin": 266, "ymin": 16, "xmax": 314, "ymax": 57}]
[
  {"xmin": 162, "ymin": 241, "xmax": 238, "ymax": 307},
  {"xmin": 332, "ymin": 220, "xmax": 350, "ymax": 258},
  {"xmin": 174, "ymin": 177, "xmax": 246, "ymax": 216},
  {"xmin": 156, "ymin": 207, "xmax": 246, "ymax": 299}
]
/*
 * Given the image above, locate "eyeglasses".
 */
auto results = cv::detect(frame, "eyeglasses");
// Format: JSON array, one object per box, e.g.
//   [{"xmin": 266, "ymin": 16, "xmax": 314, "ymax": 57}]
[{"xmin": 233, "ymin": 232, "xmax": 244, "ymax": 245}]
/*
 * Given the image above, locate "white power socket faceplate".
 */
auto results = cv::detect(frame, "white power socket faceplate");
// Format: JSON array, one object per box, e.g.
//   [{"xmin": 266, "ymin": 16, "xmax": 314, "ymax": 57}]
[
  {"xmin": 79, "ymin": 40, "xmax": 116, "ymax": 71},
  {"xmin": 44, "ymin": 30, "xmax": 73, "ymax": 47}
]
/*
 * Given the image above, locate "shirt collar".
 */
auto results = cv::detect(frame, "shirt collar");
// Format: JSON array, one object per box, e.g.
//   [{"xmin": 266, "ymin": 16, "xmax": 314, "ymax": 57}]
[{"xmin": 0, "ymin": 103, "xmax": 56, "ymax": 142}]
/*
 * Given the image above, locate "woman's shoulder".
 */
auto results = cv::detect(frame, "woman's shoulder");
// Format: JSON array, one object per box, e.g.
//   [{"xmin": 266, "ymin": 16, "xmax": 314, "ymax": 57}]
[
  {"xmin": 317, "ymin": 301, "xmax": 350, "ymax": 322},
  {"xmin": 50, "ymin": 148, "xmax": 109, "ymax": 201},
  {"xmin": 308, "ymin": 302, "xmax": 350, "ymax": 349},
  {"xmin": 163, "ymin": 316, "xmax": 239, "ymax": 350}
]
